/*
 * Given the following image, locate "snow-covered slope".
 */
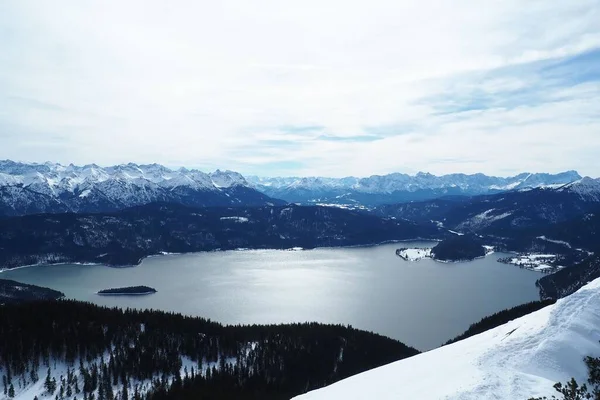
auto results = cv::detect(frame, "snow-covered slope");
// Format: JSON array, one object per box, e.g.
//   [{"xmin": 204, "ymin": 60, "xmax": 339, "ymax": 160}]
[
  {"xmin": 0, "ymin": 160, "xmax": 283, "ymax": 215},
  {"xmin": 247, "ymin": 171, "xmax": 583, "ymax": 206},
  {"xmin": 295, "ymin": 277, "xmax": 600, "ymax": 400},
  {"xmin": 559, "ymin": 177, "xmax": 600, "ymax": 201}
]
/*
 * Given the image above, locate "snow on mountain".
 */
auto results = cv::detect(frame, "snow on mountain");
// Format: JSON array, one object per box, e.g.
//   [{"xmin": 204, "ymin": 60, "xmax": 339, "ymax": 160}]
[
  {"xmin": 249, "ymin": 171, "xmax": 582, "ymax": 194},
  {"xmin": 0, "ymin": 161, "xmax": 281, "ymax": 216},
  {"xmin": 0, "ymin": 172, "xmax": 20, "ymax": 186},
  {"xmin": 295, "ymin": 277, "xmax": 600, "ymax": 400},
  {"xmin": 559, "ymin": 177, "xmax": 600, "ymax": 201},
  {"xmin": 247, "ymin": 171, "xmax": 583, "ymax": 206},
  {"xmin": 209, "ymin": 169, "xmax": 248, "ymax": 188}
]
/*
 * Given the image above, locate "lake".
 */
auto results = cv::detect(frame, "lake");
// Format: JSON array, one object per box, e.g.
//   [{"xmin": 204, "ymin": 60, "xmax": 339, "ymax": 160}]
[{"xmin": 0, "ymin": 242, "xmax": 542, "ymax": 351}]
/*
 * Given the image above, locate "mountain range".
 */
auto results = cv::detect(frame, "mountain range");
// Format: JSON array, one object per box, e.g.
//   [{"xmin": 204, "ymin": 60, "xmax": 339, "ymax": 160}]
[
  {"xmin": 0, "ymin": 160, "xmax": 592, "ymax": 216},
  {"xmin": 247, "ymin": 170, "xmax": 584, "ymax": 206},
  {"xmin": 0, "ymin": 160, "xmax": 283, "ymax": 216}
]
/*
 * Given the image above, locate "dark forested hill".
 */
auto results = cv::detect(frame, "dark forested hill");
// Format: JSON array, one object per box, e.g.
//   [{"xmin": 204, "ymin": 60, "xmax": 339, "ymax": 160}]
[
  {"xmin": 536, "ymin": 255, "xmax": 600, "ymax": 299},
  {"xmin": 0, "ymin": 279, "xmax": 64, "ymax": 304},
  {"xmin": 0, "ymin": 203, "xmax": 442, "ymax": 269},
  {"xmin": 0, "ymin": 300, "xmax": 419, "ymax": 400},
  {"xmin": 431, "ymin": 235, "xmax": 487, "ymax": 262},
  {"xmin": 376, "ymin": 183, "xmax": 600, "ymax": 237}
]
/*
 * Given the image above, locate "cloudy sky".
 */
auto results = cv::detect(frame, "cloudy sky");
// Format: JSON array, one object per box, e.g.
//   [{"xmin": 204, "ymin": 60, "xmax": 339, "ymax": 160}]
[{"xmin": 1, "ymin": 1, "xmax": 599, "ymax": 177}]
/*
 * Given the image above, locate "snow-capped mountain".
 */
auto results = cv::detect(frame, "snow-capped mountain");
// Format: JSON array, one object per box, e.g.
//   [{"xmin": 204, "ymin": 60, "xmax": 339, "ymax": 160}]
[
  {"xmin": 0, "ymin": 160, "xmax": 283, "ymax": 216},
  {"xmin": 247, "ymin": 171, "xmax": 583, "ymax": 206},
  {"xmin": 294, "ymin": 277, "xmax": 600, "ymax": 400},
  {"xmin": 558, "ymin": 176, "xmax": 600, "ymax": 201}
]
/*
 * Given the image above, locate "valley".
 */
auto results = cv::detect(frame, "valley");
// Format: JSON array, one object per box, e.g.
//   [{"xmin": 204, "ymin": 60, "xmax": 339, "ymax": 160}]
[
  {"xmin": 1, "ymin": 162, "xmax": 599, "ymax": 400},
  {"xmin": 3, "ymin": 1, "xmax": 599, "ymax": 397}
]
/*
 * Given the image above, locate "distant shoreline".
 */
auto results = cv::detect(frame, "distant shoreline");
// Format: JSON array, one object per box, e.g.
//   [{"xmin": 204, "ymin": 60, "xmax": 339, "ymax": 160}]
[{"xmin": 0, "ymin": 238, "xmax": 441, "ymax": 271}]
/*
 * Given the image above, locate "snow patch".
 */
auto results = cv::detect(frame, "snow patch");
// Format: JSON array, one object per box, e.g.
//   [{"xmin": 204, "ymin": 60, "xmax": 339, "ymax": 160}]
[
  {"xmin": 498, "ymin": 254, "xmax": 564, "ymax": 273},
  {"xmin": 219, "ymin": 216, "xmax": 249, "ymax": 223},
  {"xmin": 537, "ymin": 236, "xmax": 572, "ymax": 248},
  {"xmin": 396, "ymin": 248, "xmax": 432, "ymax": 261}
]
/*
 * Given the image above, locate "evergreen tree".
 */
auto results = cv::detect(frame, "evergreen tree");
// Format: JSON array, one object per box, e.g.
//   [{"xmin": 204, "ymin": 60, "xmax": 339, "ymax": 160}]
[
  {"xmin": 8, "ymin": 383, "xmax": 15, "ymax": 398},
  {"xmin": 44, "ymin": 368, "xmax": 52, "ymax": 393},
  {"xmin": 98, "ymin": 379, "xmax": 105, "ymax": 400},
  {"xmin": 122, "ymin": 383, "xmax": 129, "ymax": 400}
]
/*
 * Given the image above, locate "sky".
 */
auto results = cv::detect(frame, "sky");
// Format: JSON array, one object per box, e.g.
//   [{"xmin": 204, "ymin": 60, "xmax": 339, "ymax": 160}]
[{"xmin": 0, "ymin": 0, "xmax": 599, "ymax": 178}]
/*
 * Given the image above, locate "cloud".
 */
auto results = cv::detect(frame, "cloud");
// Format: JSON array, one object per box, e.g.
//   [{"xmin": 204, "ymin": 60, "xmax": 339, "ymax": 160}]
[{"xmin": 0, "ymin": 0, "xmax": 599, "ymax": 177}]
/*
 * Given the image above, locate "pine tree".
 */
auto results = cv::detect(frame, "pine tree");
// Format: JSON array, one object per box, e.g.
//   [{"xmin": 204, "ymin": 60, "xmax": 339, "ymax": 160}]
[
  {"xmin": 122, "ymin": 383, "xmax": 128, "ymax": 400},
  {"xmin": 45, "ymin": 368, "xmax": 52, "ymax": 393},
  {"xmin": 8, "ymin": 383, "xmax": 14, "ymax": 398},
  {"xmin": 98, "ymin": 379, "xmax": 105, "ymax": 400}
]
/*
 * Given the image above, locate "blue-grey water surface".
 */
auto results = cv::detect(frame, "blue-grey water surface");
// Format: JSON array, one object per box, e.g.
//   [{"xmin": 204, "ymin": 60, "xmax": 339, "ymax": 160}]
[{"xmin": 1, "ymin": 242, "xmax": 541, "ymax": 350}]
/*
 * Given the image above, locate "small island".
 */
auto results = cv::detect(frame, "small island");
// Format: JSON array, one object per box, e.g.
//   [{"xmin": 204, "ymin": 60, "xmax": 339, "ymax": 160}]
[{"xmin": 97, "ymin": 286, "xmax": 157, "ymax": 296}]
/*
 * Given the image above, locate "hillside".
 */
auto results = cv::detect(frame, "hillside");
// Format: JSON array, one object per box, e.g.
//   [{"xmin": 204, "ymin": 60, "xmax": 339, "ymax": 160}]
[
  {"xmin": 0, "ymin": 203, "xmax": 442, "ymax": 269},
  {"xmin": 294, "ymin": 277, "xmax": 600, "ymax": 400},
  {"xmin": 1, "ymin": 300, "xmax": 419, "ymax": 400},
  {"xmin": 537, "ymin": 255, "xmax": 600, "ymax": 299},
  {"xmin": 0, "ymin": 279, "xmax": 64, "ymax": 304},
  {"xmin": 377, "ymin": 180, "xmax": 600, "ymax": 235}
]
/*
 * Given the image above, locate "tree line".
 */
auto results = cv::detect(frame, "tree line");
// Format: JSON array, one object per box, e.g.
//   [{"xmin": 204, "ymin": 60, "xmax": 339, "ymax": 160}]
[{"xmin": 0, "ymin": 300, "xmax": 419, "ymax": 400}]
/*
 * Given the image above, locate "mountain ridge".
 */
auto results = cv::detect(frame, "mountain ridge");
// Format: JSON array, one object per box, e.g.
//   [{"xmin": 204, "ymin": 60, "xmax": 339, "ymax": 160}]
[
  {"xmin": 247, "ymin": 170, "xmax": 584, "ymax": 206},
  {"xmin": 0, "ymin": 160, "xmax": 284, "ymax": 216},
  {"xmin": 1, "ymin": 160, "xmax": 587, "ymax": 214}
]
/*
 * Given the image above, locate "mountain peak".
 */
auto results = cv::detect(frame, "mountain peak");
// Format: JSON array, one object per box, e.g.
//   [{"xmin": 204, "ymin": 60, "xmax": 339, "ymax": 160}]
[{"xmin": 209, "ymin": 169, "xmax": 248, "ymax": 188}]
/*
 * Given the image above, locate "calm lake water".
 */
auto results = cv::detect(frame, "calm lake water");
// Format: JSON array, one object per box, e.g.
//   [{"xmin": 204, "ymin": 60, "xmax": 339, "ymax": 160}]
[{"xmin": 1, "ymin": 242, "xmax": 542, "ymax": 351}]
